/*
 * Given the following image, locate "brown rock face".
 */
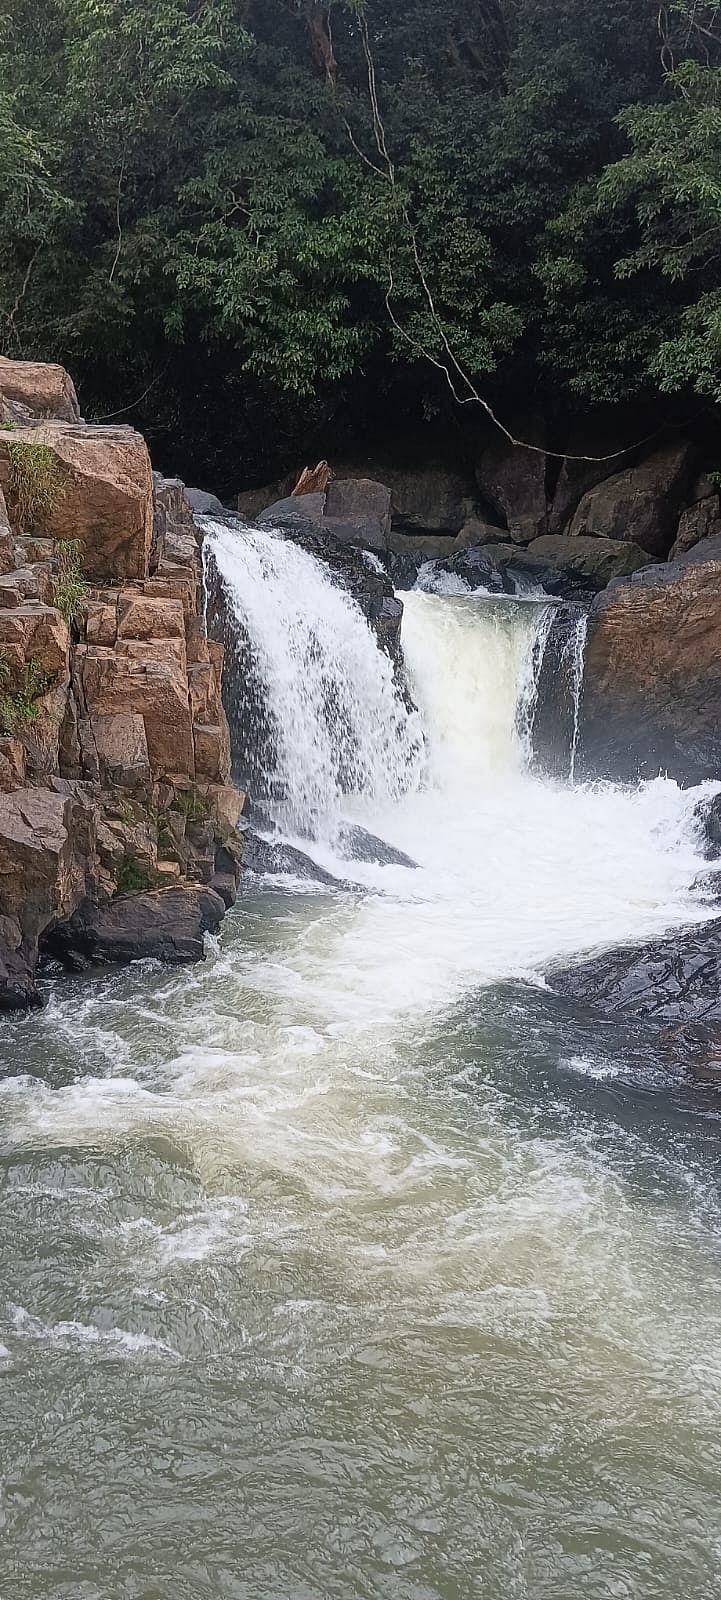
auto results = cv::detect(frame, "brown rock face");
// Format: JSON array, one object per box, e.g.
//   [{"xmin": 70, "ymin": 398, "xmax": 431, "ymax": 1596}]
[
  {"xmin": 569, "ymin": 442, "xmax": 691, "ymax": 557},
  {"xmin": 0, "ymin": 786, "xmax": 97, "ymax": 1007},
  {"xmin": 0, "ymin": 422, "xmax": 153, "ymax": 580},
  {"xmin": 0, "ymin": 356, "xmax": 80, "ymax": 423},
  {"xmin": 576, "ymin": 547, "xmax": 721, "ymax": 784}
]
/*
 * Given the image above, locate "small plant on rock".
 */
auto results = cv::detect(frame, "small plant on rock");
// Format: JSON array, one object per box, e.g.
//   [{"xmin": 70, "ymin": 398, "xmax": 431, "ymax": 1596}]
[
  {"xmin": 6, "ymin": 441, "xmax": 65, "ymax": 532},
  {"xmin": 0, "ymin": 653, "xmax": 50, "ymax": 735},
  {"xmin": 115, "ymin": 857, "xmax": 153, "ymax": 896},
  {"xmin": 52, "ymin": 538, "xmax": 89, "ymax": 628}
]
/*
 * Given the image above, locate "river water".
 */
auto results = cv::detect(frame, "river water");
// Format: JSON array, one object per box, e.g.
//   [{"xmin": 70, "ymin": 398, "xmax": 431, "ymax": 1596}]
[{"xmin": 2, "ymin": 527, "xmax": 721, "ymax": 1599}]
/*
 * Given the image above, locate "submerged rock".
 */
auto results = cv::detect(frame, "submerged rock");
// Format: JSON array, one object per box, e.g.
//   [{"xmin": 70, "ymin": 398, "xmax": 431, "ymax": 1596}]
[
  {"xmin": 240, "ymin": 829, "xmax": 356, "ymax": 890},
  {"xmin": 548, "ymin": 921, "xmax": 721, "ymax": 1083},
  {"xmin": 337, "ymin": 823, "xmax": 418, "ymax": 869}
]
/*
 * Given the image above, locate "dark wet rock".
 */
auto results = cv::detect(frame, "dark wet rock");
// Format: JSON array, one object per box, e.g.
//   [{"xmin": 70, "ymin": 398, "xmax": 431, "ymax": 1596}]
[
  {"xmin": 337, "ymin": 824, "xmax": 418, "ymax": 869},
  {"xmin": 548, "ymin": 921, "xmax": 721, "ymax": 1083},
  {"xmin": 240, "ymin": 829, "xmax": 355, "ymax": 890},
  {"xmin": 531, "ymin": 604, "xmax": 590, "ymax": 780},
  {"xmin": 695, "ymin": 792, "xmax": 721, "ymax": 860},
  {"xmin": 41, "ymin": 886, "xmax": 226, "ymax": 970},
  {"xmin": 324, "ymin": 478, "xmax": 392, "ymax": 553},
  {"xmin": 432, "ymin": 547, "xmax": 509, "ymax": 593}
]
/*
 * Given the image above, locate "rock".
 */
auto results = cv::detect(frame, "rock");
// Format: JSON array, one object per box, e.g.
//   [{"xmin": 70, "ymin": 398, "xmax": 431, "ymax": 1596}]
[
  {"xmin": 430, "ymin": 547, "xmax": 509, "ymax": 593},
  {"xmin": 576, "ymin": 548, "xmax": 721, "ymax": 784},
  {"xmin": 547, "ymin": 920, "xmax": 721, "ymax": 1083},
  {"xmin": 241, "ymin": 829, "xmax": 355, "ymax": 889},
  {"xmin": 453, "ymin": 517, "xmax": 506, "ymax": 551},
  {"xmin": 117, "ymin": 592, "xmax": 186, "ymax": 642},
  {"xmin": 41, "ymin": 885, "xmax": 226, "ymax": 970},
  {"xmin": 193, "ymin": 721, "xmax": 231, "ymax": 783},
  {"xmin": 671, "ymin": 493, "xmax": 721, "ymax": 559},
  {"xmin": 152, "ymin": 475, "xmax": 199, "ymax": 569},
  {"xmin": 524, "ymin": 534, "xmax": 650, "ymax": 588},
  {"xmin": 0, "ymin": 786, "xmax": 97, "ymax": 1009},
  {"xmin": 87, "ymin": 713, "xmax": 151, "ymax": 788},
  {"xmin": 76, "ymin": 647, "xmax": 195, "ymax": 780},
  {"xmin": 184, "ymin": 487, "xmax": 225, "ymax": 516},
  {"xmin": 568, "ymin": 442, "xmax": 692, "ymax": 557},
  {"xmin": 236, "ymin": 473, "xmax": 295, "ymax": 522},
  {"xmin": 0, "ymin": 737, "xmax": 26, "ymax": 791},
  {"xmin": 0, "ymin": 356, "xmax": 80, "ymax": 423},
  {"xmin": 0, "ymin": 422, "xmax": 154, "ymax": 581},
  {"xmin": 259, "ymin": 493, "xmax": 325, "ymax": 534},
  {"xmin": 324, "ymin": 478, "xmax": 393, "ymax": 553},
  {"xmin": 0, "ymin": 602, "xmax": 69, "ymax": 689},
  {"xmin": 476, "ymin": 438, "xmax": 547, "ymax": 543},
  {"xmin": 337, "ymin": 824, "xmax": 418, "ymax": 869},
  {"xmin": 695, "ymin": 793, "xmax": 721, "ymax": 860}
]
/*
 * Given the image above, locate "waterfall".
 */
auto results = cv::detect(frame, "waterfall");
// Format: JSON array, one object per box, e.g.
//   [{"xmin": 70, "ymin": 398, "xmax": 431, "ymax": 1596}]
[
  {"xmin": 566, "ymin": 613, "xmax": 589, "ymax": 783},
  {"xmin": 204, "ymin": 520, "xmax": 424, "ymax": 838}
]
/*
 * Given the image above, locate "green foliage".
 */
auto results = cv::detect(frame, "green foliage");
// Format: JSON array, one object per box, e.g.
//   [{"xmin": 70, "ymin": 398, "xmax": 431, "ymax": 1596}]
[
  {"xmin": 0, "ymin": 651, "xmax": 50, "ymax": 734},
  {"xmin": 52, "ymin": 537, "xmax": 89, "ymax": 627},
  {"xmin": 115, "ymin": 857, "xmax": 153, "ymax": 895},
  {"xmin": 171, "ymin": 789, "xmax": 208, "ymax": 822},
  {"xmin": 6, "ymin": 441, "xmax": 64, "ymax": 531},
  {"xmin": 1, "ymin": 0, "xmax": 720, "ymax": 475}
]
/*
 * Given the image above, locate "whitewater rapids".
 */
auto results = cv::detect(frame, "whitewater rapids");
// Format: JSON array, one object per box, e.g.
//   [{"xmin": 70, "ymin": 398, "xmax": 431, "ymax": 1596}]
[{"xmin": 1, "ymin": 521, "xmax": 720, "ymax": 1600}]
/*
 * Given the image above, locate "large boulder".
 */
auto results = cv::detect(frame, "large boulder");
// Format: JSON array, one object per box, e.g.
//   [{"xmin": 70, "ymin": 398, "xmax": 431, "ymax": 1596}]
[
  {"xmin": 670, "ymin": 491, "xmax": 721, "ymax": 559},
  {"xmin": 524, "ymin": 534, "xmax": 650, "ymax": 588},
  {"xmin": 42, "ymin": 885, "xmax": 226, "ymax": 969},
  {"xmin": 575, "ymin": 545, "xmax": 721, "ymax": 784},
  {"xmin": 0, "ymin": 422, "xmax": 153, "ymax": 581},
  {"xmin": 324, "ymin": 477, "xmax": 392, "ymax": 553},
  {"xmin": 568, "ymin": 441, "xmax": 692, "ymax": 557},
  {"xmin": 475, "ymin": 438, "xmax": 548, "ymax": 544},
  {"xmin": 0, "ymin": 356, "xmax": 80, "ymax": 423}
]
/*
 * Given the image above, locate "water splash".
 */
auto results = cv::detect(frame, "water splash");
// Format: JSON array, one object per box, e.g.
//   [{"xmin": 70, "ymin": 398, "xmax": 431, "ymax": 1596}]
[
  {"xmin": 204, "ymin": 520, "xmax": 424, "ymax": 838},
  {"xmin": 566, "ymin": 612, "xmax": 589, "ymax": 783}
]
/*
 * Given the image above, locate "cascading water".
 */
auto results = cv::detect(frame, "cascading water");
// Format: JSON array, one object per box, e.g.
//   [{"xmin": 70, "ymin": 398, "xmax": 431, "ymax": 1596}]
[
  {"xmin": 2, "ymin": 525, "xmax": 721, "ymax": 1600},
  {"xmin": 205, "ymin": 521, "xmax": 424, "ymax": 837},
  {"xmin": 565, "ymin": 610, "xmax": 589, "ymax": 782}
]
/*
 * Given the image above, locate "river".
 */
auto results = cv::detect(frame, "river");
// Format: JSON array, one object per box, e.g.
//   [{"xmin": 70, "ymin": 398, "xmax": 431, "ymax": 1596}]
[{"xmin": 1, "ymin": 525, "xmax": 720, "ymax": 1599}]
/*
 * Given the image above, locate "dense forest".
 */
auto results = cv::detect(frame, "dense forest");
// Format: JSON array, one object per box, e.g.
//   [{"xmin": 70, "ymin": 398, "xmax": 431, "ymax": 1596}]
[{"xmin": 1, "ymin": 1, "xmax": 720, "ymax": 491}]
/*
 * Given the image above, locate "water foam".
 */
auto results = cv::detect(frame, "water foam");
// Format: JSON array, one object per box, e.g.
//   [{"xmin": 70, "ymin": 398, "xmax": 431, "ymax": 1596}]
[{"xmin": 205, "ymin": 520, "xmax": 423, "ymax": 837}]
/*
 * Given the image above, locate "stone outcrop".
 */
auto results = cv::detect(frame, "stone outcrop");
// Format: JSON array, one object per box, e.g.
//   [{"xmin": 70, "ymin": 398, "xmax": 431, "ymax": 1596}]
[
  {"xmin": 573, "ymin": 544, "xmax": 721, "ymax": 785},
  {"xmin": 547, "ymin": 921, "xmax": 721, "ymax": 1084},
  {"xmin": 568, "ymin": 441, "xmax": 691, "ymax": 557},
  {"xmin": 0, "ymin": 422, "xmax": 154, "ymax": 581},
  {"xmin": 0, "ymin": 355, "xmax": 245, "ymax": 1010},
  {"xmin": 324, "ymin": 477, "xmax": 392, "ymax": 553},
  {"xmin": 0, "ymin": 785, "xmax": 98, "ymax": 1008},
  {"xmin": 0, "ymin": 356, "xmax": 80, "ymax": 424},
  {"xmin": 476, "ymin": 437, "xmax": 547, "ymax": 545},
  {"xmin": 42, "ymin": 885, "xmax": 227, "ymax": 970}
]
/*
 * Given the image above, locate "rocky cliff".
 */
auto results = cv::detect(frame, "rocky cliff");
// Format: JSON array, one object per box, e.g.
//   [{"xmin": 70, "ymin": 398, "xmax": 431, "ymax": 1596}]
[{"xmin": 0, "ymin": 359, "xmax": 244, "ymax": 1010}]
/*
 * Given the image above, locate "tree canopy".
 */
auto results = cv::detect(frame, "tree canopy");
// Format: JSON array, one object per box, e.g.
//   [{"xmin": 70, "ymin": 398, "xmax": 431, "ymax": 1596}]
[{"xmin": 1, "ymin": 0, "xmax": 720, "ymax": 487}]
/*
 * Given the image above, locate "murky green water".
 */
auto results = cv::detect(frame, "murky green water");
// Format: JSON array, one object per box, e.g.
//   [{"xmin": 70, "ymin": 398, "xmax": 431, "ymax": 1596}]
[{"xmin": 2, "ymin": 889, "xmax": 721, "ymax": 1600}]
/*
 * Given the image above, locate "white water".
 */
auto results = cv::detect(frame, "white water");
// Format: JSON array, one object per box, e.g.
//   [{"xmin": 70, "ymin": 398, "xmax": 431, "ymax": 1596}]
[
  {"xmin": 206, "ymin": 521, "xmax": 424, "ymax": 836},
  {"xmin": 2, "ymin": 523, "xmax": 721, "ymax": 1600}
]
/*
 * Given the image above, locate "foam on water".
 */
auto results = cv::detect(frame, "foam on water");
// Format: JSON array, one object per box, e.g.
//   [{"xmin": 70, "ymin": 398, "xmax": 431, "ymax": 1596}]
[{"xmin": 2, "ymin": 530, "xmax": 721, "ymax": 1599}]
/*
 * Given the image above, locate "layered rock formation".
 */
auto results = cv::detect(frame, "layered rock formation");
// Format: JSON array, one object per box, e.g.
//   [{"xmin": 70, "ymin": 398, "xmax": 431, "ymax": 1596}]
[{"xmin": 0, "ymin": 359, "xmax": 244, "ymax": 1010}]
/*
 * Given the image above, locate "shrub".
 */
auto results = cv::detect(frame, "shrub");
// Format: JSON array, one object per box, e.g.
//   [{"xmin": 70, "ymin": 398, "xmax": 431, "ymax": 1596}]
[
  {"xmin": 6, "ymin": 441, "xmax": 65, "ymax": 532},
  {"xmin": 0, "ymin": 652, "xmax": 50, "ymax": 734},
  {"xmin": 52, "ymin": 538, "xmax": 89, "ymax": 627},
  {"xmin": 115, "ymin": 857, "xmax": 153, "ymax": 896}
]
